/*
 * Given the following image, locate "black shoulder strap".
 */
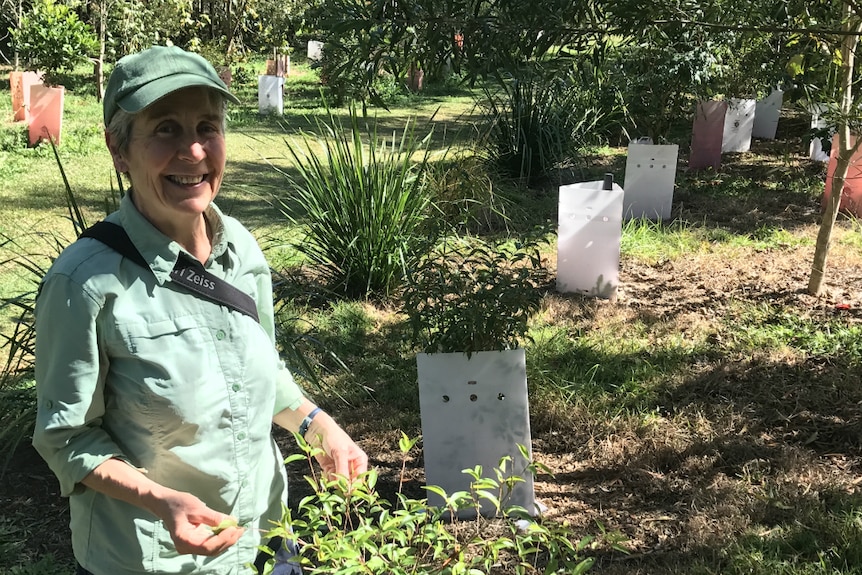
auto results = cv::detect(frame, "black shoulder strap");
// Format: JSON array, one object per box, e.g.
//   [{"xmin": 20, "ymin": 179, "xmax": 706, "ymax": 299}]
[{"xmin": 80, "ymin": 221, "xmax": 260, "ymax": 323}]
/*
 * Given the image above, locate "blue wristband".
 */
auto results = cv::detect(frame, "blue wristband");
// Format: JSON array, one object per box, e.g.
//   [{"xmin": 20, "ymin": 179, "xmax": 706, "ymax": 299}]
[{"xmin": 299, "ymin": 407, "xmax": 323, "ymax": 438}]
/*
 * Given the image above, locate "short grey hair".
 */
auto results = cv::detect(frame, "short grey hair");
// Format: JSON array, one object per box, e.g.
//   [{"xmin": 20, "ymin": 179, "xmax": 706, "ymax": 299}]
[{"xmin": 105, "ymin": 90, "xmax": 228, "ymax": 154}]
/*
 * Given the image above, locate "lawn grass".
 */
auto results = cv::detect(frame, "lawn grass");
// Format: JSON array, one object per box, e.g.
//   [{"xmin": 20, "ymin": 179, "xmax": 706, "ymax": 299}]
[{"xmin": 2, "ymin": 57, "xmax": 862, "ymax": 575}]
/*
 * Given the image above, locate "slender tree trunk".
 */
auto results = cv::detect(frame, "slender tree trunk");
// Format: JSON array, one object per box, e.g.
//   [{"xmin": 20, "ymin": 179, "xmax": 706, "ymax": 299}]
[
  {"xmin": 94, "ymin": 0, "xmax": 107, "ymax": 102},
  {"xmin": 14, "ymin": 0, "xmax": 22, "ymax": 68},
  {"xmin": 808, "ymin": 6, "xmax": 862, "ymax": 295}
]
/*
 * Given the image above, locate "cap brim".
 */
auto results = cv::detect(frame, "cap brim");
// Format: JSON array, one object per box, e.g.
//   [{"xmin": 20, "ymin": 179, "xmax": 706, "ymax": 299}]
[{"xmin": 117, "ymin": 73, "xmax": 240, "ymax": 115}]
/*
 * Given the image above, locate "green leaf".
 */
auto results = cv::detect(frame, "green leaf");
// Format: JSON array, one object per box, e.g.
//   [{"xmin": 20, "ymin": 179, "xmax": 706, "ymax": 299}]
[{"xmin": 211, "ymin": 517, "xmax": 238, "ymax": 535}]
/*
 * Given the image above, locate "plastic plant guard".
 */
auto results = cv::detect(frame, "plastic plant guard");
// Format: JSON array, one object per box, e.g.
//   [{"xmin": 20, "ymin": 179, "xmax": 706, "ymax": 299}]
[
  {"xmin": 623, "ymin": 140, "xmax": 679, "ymax": 221},
  {"xmin": 307, "ymin": 40, "xmax": 324, "ymax": 62},
  {"xmin": 10, "ymin": 71, "xmax": 43, "ymax": 122},
  {"xmin": 823, "ymin": 133, "xmax": 862, "ymax": 217},
  {"xmin": 417, "ymin": 349, "xmax": 536, "ymax": 519},
  {"xmin": 258, "ymin": 75, "xmax": 284, "ymax": 115},
  {"xmin": 809, "ymin": 104, "xmax": 832, "ymax": 163},
  {"xmin": 28, "ymin": 84, "xmax": 64, "ymax": 146},
  {"xmin": 752, "ymin": 89, "xmax": 783, "ymax": 140},
  {"xmin": 556, "ymin": 179, "xmax": 623, "ymax": 299},
  {"xmin": 722, "ymin": 98, "xmax": 756, "ymax": 153},
  {"xmin": 689, "ymin": 100, "xmax": 727, "ymax": 170}
]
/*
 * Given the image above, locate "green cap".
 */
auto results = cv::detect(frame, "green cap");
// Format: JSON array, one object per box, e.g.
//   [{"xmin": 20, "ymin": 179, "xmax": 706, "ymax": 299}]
[{"xmin": 103, "ymin": 45, "xmax": 239, "ymax": 125}]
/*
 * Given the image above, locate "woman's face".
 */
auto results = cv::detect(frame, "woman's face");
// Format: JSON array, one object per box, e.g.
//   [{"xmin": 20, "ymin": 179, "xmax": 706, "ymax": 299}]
[{"xmin": 109, "ymin": 86, "xmax": 226, "ymax": 230}]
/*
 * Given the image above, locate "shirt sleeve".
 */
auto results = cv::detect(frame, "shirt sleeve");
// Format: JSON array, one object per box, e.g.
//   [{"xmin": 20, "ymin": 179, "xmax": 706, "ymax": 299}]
[
  {"xmin": 273, "ymin": 360, "xmax": 305, "ymax": 413},
  {"xmin": 32, "ymin": 273, "xmax": 128, "ymax": 497}
]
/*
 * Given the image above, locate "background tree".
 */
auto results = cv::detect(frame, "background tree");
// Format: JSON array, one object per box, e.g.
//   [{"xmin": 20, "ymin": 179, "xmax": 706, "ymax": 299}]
[
  {"xmin": 0, "ymin": 0, "xmax": 27, "ymax": 66},
  {"xmin": 801, "ymin": 1, "xmax": 862, "ymax": 295},
  {"xmin": 11, "ymin": 0, "xmax": 99, "ymax": 86},
  {"xmin": 309, "ymin": 0, "xmax": 606, "ymax": 104}
]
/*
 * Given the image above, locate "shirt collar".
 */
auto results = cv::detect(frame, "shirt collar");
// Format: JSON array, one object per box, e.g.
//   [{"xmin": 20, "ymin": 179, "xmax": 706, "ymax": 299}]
[{"xmin": 116, "ymin": 192, "xmax": 228, "ymax": 285}]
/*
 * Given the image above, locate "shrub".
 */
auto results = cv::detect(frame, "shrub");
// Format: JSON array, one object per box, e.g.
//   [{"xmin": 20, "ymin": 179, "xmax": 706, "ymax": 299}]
[
  {"xmin": 0, "ymin": 123, "xmax": 30, "ymax": 153},
  {"xmin": 261, "ymin": 433, "xmax": 596, "ymax": 574},
  {"xmin": 10, "ymin": 0, "xmax": 99, "ymax": 87},
  {"xmin": 274, "ymin": 105, "xmax": 435, "ymax": 300},
  {"xmin": 422, "ymin": 154, "xmax": 516, "ymax": 235},
  {"xmin": 401, "ymin": 233, "xmax": 551, "ymax": 356}
]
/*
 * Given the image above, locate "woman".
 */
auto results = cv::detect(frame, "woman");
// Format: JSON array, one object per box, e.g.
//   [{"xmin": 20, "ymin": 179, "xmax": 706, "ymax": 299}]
[{"xmin": 32, "ymin": 45, "xmax": 367, "ymax": 575}]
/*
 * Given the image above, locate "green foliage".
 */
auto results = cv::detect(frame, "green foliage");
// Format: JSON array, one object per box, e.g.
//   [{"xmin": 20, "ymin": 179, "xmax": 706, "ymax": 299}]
[
  {"xmin": 477, "ymin": 68, "xmax": 602, "ymax": 186},
  {"xmin": 609, "ymin": 31, "xmax": 722, "ymax": 143},
  {"xmin": 423, "ymin": 154, "xmax": 516, "ymax": 235},
  {"xmin": 0, "ymin": 123, "xmax": 30, "ymax": 153},
  {"xmin": 274, "ymin": 105, "xmax": 435, "ymax": 299},
  {"xmin": 309, "ymin": 0, "xmax": 604, "ymax": 101},
  {"xmin": 0, "ymin": 138, "xmax": 87, "ymax": 476},
  {"xmin": 264, "ymin": 434, "xmax": 596, "ymax": 574},
  {"xmin": 10, "ymin": 0, "xmax": 99, "ymax": 86},
  {"xmin": 402, "ymin": 234, "xmax": 550, "ymax": 356}
]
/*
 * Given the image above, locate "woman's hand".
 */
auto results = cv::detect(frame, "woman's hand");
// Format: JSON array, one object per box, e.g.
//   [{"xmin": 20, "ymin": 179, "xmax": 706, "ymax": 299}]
[
  {"xmin": 273, "ymin": 402, "xmax": 368, "ymax": 482},
  {"xmin": 306, "ymin": 414, "xmax": 369, "ymax": 482},
  {"xmin": 81, "ymin": 458, "xmax": 243, "ymax": 557},
  {"xmin": 154, "ymin": 490, "xmax": 244, "ymax": 556}
]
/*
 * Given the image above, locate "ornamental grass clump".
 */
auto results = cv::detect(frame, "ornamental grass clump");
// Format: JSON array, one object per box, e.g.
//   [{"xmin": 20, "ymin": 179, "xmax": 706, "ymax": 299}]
[
  {"xmin": 275, "ymin": 105, "xmax": 435, "ymax": 300},
  {"xmin": 478, "ymin": 67, "xmax": 601, "ymax": 186},
  {"xmin": 261, "ymin": 433, "xmax": 595, "ymax": 574}
]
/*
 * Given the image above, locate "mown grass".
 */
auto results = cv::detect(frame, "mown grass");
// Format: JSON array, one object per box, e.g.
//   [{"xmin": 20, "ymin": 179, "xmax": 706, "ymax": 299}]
[{"xmin": 2, "ymin": 58, "xmax": 862, "ymax": 575}]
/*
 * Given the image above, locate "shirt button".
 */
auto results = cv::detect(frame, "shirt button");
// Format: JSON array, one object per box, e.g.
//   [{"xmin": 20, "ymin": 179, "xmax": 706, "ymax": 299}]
[
  {"xmin": 232, "ymin": 384, "xmax": 241, "ymax": 392},
  {"xmin": 216, "ymin": 330, "xmax": 226, "ymax": 340},
  {"xmin": 237, "ymin": 432, "xmax": 246, "ymax": 440},
  {"xmin": 45, "ymin": 399, "xmax": 53, "ymax": 409}
]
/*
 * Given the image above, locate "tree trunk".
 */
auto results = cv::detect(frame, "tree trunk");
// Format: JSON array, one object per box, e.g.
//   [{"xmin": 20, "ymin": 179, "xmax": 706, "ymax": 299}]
[
  {"xmin": 94, "ymin": 0, "xmax": 107, "ymax": 102},
  {"xmin": 14, "ymin": 0, "xmax": 22, "ymax": 68},
  {"xmin": 807, "ymin": 5, "xmax": 861, "ymax": 295}
]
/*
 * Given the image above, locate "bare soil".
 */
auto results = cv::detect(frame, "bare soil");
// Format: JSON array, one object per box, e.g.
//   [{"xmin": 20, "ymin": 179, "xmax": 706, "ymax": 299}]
[{"xmin": 4, "ymin": 126, "xmax": 862, "ymax": 573}]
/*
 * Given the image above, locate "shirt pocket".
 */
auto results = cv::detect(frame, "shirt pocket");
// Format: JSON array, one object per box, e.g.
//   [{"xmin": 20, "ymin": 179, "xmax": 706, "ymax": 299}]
[{"xmin": 109, "ymin": 315, "xmax": 216, "ymax": 417}]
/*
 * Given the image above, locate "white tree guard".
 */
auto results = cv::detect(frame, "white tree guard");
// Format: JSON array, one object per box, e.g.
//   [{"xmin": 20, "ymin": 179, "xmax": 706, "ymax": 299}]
[
  {"xmin": 258, "ymin": 75, "xmax": 284, "ymax": 115},
  {"xmin": 752, "ymin": 89, "xmax": 783, "ymax": 140},
  {"xmin": 417, "ymin": 349, "xmax": 536, "ymax": 518},
  {"xmin": 722, "ymin": 98, "xmax": 756, "ymax": 153},
  {"xmin": 307, "ymin": 40, "xmax": 324, "ymax": 61},
  {"xmin": 556, "ymin": 180, "xmax": 624, "ymax": 299},
  {"xmin": 623, "ymin": 141, "xmax": 679, "ymax": 221}
]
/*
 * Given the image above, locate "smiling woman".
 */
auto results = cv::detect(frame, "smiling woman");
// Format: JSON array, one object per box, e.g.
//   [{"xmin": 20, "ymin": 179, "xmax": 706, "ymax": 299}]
[
  {"xmin": 106, "ymin": 87, "xmax": 228, "ymax": 261},
  {"xmin": 31, "ymin": 45, "xmax": 368, "ymax": 575}
]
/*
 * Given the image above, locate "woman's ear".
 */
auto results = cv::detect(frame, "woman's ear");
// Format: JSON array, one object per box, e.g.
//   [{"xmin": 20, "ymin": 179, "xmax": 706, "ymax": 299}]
[{"xmin": 105, "ymin": 131, "xmax": 129, "ymax": 173}]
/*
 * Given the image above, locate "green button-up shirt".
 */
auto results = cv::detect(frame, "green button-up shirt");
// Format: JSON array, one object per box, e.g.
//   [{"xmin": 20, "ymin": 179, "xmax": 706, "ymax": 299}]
[{"xmin": 33, "ymin": 193, "xmax": 305, "ymax": 574}]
